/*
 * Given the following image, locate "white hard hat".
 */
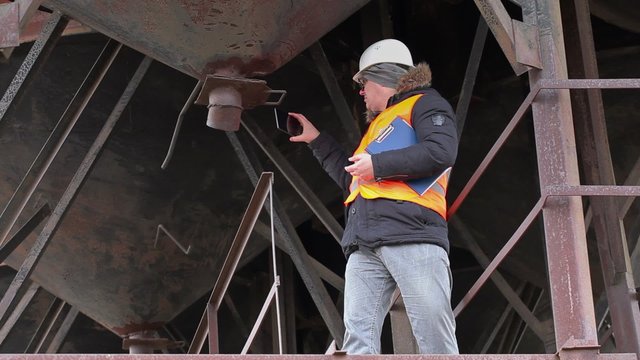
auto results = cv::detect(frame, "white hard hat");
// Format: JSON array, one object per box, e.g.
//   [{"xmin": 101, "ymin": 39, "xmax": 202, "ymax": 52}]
[{"xmin": 353, "ymin": 39, "xmax": 414, "ymax": 82}]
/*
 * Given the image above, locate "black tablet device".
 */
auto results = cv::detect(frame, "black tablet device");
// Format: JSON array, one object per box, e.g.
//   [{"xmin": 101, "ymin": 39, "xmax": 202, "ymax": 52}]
[{"xmin": 274, "ymin": 108, "xmax": 303, "ymax": 136}]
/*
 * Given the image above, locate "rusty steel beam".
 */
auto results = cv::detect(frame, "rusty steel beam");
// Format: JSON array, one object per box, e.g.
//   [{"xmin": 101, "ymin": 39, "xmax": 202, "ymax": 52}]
[
  {"xmin": 226, "ymin": 130, "xmax": 345, "ymax": 347},
  {"xmin": 527, "ymin": 0, "xmax": 599, "ymax": 353},
  {"xmin": 0, "ymin": 354, "xmax": 636, "ymax": 360},
  {"xmin": 562, "ymin": 10, "xmax": 640, "ymax": 354},
  {"xmin": 473, "ymin": 0, "xmax": 529, "ymax": 75},
  {"xmin": 0, "ymin": 39, "xmax": 122, "ymax": 247},
  {"xmin": 0, "ymin": 55, "xmax": 151, "ymax": 327},
  {"xmin": 545, "ymin": 185, "xmax": 640, "ymax": 197},
  {"xmin": 188, "ymin": 172, "xmax": 274, "ymax": 354},
  {"xmin": 0, "ymin": 11, "xmax": 67, "ymax": 124},
  {"xmin": 455, "ymin": 17, "xmax": 488, "ymax": 137},
  {"xmin": 309, "ymin": 42, "xmax": 360, "ymax": 148}
]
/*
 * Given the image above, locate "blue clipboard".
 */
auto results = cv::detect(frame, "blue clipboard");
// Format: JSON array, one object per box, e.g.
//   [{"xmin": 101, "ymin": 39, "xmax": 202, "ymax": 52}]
[{"xmin": 365, "ymin": 117, "xmax": 449, "ymax": 195}]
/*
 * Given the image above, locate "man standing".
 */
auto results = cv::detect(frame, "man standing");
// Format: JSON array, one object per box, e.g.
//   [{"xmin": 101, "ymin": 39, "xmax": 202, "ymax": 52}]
[{"xmin": 289, "ymin": 39, "xmax": 459, "ymax": 354}]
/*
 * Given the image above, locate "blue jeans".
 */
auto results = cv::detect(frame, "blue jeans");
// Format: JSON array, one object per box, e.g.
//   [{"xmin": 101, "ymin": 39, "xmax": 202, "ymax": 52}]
[{"xmin": 342, "ymin": 243, "xmax": 459, "ymax": 354}]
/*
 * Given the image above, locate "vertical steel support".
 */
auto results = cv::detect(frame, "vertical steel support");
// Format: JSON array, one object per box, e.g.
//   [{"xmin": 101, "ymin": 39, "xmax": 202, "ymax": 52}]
[
  {"xmin": 0, "ymin": 12, "xmax": 67, "ymax": 125},
  {"xmin": 0, "ymin": 40, "xmax": 122, "ymax": 247},
  {"xmin": 527, "ymin": 0, "xmax": 598, "ymax": 355},
  {"xmin": 0, "ymin": 55, "xmax": 151, "ymax": 327},
  {"xmin": 227, "ymin": 129, "xmax": 345, "ymax": 347},
  {"xmin": 561, "ymin": 0, "xmax": 640, "ymax": 355}
]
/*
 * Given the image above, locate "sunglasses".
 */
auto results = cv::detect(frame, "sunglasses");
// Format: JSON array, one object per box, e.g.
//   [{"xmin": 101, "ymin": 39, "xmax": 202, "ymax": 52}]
[{"xmin": 357, "ymin": 78, "xmax": 368, "ymax": 90}]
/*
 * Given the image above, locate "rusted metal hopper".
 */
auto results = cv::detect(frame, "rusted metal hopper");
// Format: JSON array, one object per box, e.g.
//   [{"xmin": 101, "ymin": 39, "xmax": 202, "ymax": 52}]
[{"xmin": 1, "ymin": 0, "xmax": 368, "ymax": 339}]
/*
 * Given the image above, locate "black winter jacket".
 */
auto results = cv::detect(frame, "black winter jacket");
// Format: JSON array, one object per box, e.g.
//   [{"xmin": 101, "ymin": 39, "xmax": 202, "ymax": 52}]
[{"xmin": 308, "ymin": 66, "xmax": 458, "ymax": 257}]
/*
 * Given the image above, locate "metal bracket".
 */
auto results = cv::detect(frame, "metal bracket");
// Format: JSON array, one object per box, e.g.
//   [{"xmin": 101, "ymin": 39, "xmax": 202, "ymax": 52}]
[
  {"xmin": 473, "ymin": 0, "xmax": 542, "ymax": 75},
  {"xmin": 154, "ymin": 224, "xmax": 191, "ymax": 255},
  {"xmin": 195, "ymin": 75, "xmax": 286, "ymax": 110},
  {"xmin": 513, "ymin": 20, "xmax": 542, "ymax": 69}
]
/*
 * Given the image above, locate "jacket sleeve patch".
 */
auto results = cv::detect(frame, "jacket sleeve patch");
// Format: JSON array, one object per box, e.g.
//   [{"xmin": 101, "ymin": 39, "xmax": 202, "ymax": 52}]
[{"xmin": 431, "ymin": 114, "xmax": 445, "ymax": 126}]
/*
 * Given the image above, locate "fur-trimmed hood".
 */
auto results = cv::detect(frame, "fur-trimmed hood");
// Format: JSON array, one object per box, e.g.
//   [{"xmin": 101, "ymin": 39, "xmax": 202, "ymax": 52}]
[
  {"xmin": 396, "ymin": 62, "xmax": 432, "ymax": 94},
  {"xmin": 366, "ymin": 62, "xmax": 432, "ymax": 122}
]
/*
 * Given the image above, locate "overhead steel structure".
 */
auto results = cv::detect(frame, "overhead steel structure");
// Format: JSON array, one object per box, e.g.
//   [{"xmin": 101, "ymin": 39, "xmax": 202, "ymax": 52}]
[{"xmin": 0, "ymin": 0, "xmax": 638, "ymax": 358}]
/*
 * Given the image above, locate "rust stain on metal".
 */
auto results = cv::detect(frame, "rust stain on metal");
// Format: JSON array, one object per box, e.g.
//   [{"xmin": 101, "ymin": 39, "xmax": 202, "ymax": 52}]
[
  {"xmin": 112, "ymin": 321, "xmax": 165, "ymax": 337},
  {"xmin": 203, "ymin": 56, "xmax": 277, "ymax": 77},
  {"xmin": 0, "ymin": 2, "xmax": 19, "ymax": 48}
]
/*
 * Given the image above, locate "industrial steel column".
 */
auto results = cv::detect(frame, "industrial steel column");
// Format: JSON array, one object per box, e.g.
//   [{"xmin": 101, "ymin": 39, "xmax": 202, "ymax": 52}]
[
  {"xmin": 527, "ymin": 0, "xmax": 598, "ymax": 356},
  {"xmin": 561, "ymin": 0, "xmax": 640, "ymax": 355}
]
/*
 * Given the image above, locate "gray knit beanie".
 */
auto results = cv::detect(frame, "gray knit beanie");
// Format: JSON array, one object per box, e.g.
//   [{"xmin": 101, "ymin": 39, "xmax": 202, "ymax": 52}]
[{"xmin": 360, "ymin": 63, "xmax": 411, "ymax": 89}]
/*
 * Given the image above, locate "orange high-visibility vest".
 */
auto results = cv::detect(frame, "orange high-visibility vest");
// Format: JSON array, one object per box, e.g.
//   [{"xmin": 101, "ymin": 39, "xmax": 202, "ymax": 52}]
[{"xmin": 345, "ymin": 94, "xmax": 450, "ymax": 219}]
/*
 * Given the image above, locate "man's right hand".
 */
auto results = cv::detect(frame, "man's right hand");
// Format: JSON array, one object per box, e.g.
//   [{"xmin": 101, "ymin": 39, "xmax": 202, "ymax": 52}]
[{"xmin": 288, "ymin": 112, "xmax": 320, "ymax": 144}]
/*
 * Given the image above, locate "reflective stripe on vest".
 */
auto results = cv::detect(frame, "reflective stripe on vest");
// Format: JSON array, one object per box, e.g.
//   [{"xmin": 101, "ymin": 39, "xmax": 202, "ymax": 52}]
[{"xmin": 344, "ymin": 94, "xmax": 450, "ymax": 219}]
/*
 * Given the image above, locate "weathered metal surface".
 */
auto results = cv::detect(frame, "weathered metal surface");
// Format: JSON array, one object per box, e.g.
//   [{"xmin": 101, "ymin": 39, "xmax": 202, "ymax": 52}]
[
  {"xmin": 43, "ymin": 0, "xmax": 369, "ymax": 79},
  {"xmin": 527, "ymin": 0, "xmax": 598, "ymax": 351},
  {"xmin": 0, "ymin": 2, "xmax": 19, "ymax": 48},
  {"xmin": 0, "ymin": 40, "xmax": 121, "ymax": 247},
  {"xmin": 545, "ymin": 185, "xmax": 640, "ymax": 197},
  {"xmin": 0, "ymin": 55, "xmax": 151, "ymax": 336},
  {"xmin": 512, "ymin": 20, "xmax": 541, "ymax": 69}
]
